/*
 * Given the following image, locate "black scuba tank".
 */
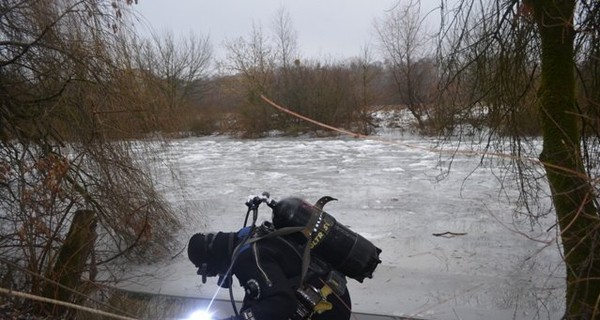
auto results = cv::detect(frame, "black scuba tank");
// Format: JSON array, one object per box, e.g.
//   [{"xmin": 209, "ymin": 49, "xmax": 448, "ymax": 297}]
[{"xmin": 271, "ymin": 197, "xmax": 382, "ymax": 283}]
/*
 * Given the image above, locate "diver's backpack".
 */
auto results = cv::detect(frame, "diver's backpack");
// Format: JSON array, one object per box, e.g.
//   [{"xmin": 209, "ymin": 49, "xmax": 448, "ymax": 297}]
[
  {"xmin": 271, "ymin": 196, "xmax": 382, "ymax": 283},
  {"xmin": 238, "ymin": 195, "xmax": 382, "ymax": 319},
  {"xmin": 249, "ymin": 221, "xmax": 350, "ymax": 320}
]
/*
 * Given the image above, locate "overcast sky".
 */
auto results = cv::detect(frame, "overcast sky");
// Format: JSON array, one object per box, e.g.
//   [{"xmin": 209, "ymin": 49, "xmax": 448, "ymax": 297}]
[{"xmin": 132, "ymin": 0, "xmax": 440, "ymax": 61}]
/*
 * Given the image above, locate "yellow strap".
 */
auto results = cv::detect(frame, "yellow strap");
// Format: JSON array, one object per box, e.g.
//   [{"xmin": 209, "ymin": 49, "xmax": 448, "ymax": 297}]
[
  {"xmin": 320, "ymin": 285, "xmax": 333, "ymax": 297},
  {"xmin": 314, "ymin": 300, "xmax": 333, "ymax": 313},
  {"xmin": 313, "ymin": 284, "xmax": 334, "ymax": 314}
]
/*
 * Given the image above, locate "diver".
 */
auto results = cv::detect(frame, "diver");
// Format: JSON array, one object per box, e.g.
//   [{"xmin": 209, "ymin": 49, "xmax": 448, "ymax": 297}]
[{"xmin": 187, "ymin": 196, "xmax": 381, "ymax": 320}]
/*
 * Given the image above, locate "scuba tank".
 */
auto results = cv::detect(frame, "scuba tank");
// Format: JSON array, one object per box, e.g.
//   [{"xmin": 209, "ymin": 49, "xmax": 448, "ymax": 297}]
[{"xmin": 271, "ymin": 196, "xmax": 382, "ymax": 283}]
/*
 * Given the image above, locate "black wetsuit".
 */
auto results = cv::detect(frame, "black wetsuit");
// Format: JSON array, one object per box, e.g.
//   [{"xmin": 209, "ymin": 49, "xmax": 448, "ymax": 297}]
[{"xmin": 230, "ymin": 225, "xmax": 352, "ymax": 320}]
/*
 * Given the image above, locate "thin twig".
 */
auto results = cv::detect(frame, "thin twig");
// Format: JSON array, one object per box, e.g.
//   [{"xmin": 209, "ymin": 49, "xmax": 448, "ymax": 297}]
[{"xmin": 432, "ymin": 231, "xmax": 467, "ymax": 237}]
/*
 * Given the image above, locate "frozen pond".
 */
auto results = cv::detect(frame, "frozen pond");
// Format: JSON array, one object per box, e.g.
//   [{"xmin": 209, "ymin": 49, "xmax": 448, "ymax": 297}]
[{"xmin": 123, "ymin": 135, "xmax": 565, "ymax": 320}]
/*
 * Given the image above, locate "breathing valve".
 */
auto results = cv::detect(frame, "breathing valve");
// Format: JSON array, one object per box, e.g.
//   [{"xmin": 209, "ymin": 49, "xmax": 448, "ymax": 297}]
[{"xmin": 245, "ymin": 191, "xmax": 276, "ymax": 210}]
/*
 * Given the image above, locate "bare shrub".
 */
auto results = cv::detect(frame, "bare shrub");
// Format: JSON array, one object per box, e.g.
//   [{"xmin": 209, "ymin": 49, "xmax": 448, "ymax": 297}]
[{"xmin": 0, "ymin": 0, "xmax": 183, "ymax": 315}]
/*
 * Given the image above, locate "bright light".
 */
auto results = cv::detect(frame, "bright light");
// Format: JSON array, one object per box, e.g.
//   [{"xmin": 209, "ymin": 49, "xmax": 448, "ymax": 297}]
[{"xmin": 185, "ymin": 309, "xmax": 214, "ymax": 320}]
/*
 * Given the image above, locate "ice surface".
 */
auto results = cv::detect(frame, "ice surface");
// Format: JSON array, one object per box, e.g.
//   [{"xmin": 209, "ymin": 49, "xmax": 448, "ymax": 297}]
[{"xmin": 121, "ymin": 135, "xmax": 565, "ymax": 320}]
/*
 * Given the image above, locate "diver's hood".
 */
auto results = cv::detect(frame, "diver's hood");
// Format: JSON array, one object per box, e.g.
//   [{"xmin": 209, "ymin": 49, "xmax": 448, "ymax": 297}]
[{"xmin": 188, "ymin": 232, "xmax": 237, "ymax": 282}]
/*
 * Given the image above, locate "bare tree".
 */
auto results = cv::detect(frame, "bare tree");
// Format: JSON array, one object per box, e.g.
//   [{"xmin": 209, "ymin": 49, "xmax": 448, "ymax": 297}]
[
  {"xmin": 271, "ymin": 6, "xmax": 299, "ymax": 70},
  {"xmin": 224, "ymin": 23, "xmax": 276, "ymax": 95},
  {"xmin": 125, "ymin": 30, "xmax": 214, "ymax": 133},
  {"xmin": 0, "ymin": 0, "xmax": 181, "ymax": 315},
  {"xmin": 346, "ymin": 46, "xmax": 382, "ymax": 134},
  {"xmin": 437, "ymin": 0, "xmax": 600, "ymax": 318},
  {"xmin": 223, "ymin": 23, "xmax": 277, "ymax": 136},
  {"xmin": 347, "ymin": 46, "xmax": 381, "ymax": 108},
  {"xmin": 142, "ymin": 31, "xmax": 212, "ymax": 109},
  {"xmin": 222, "ymin": 9, "xmax": 374, "ymax": 136},
  {"xmin": 375, "ymin": 0, "xmax": 436, "ymax": 131},
  {"xmin": 270, "ymin": 6, "xmax": 301, "ymax": 131}
]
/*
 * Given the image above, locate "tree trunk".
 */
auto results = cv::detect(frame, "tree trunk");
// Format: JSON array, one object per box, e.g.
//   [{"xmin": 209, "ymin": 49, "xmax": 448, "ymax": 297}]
[
  {"xmin": 530, "ymin": 1, "xmax": 600, "ymax": 318},
  {"xmin": 42, "ymin": 209, "xmax": 97, "ymax": 315}
]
